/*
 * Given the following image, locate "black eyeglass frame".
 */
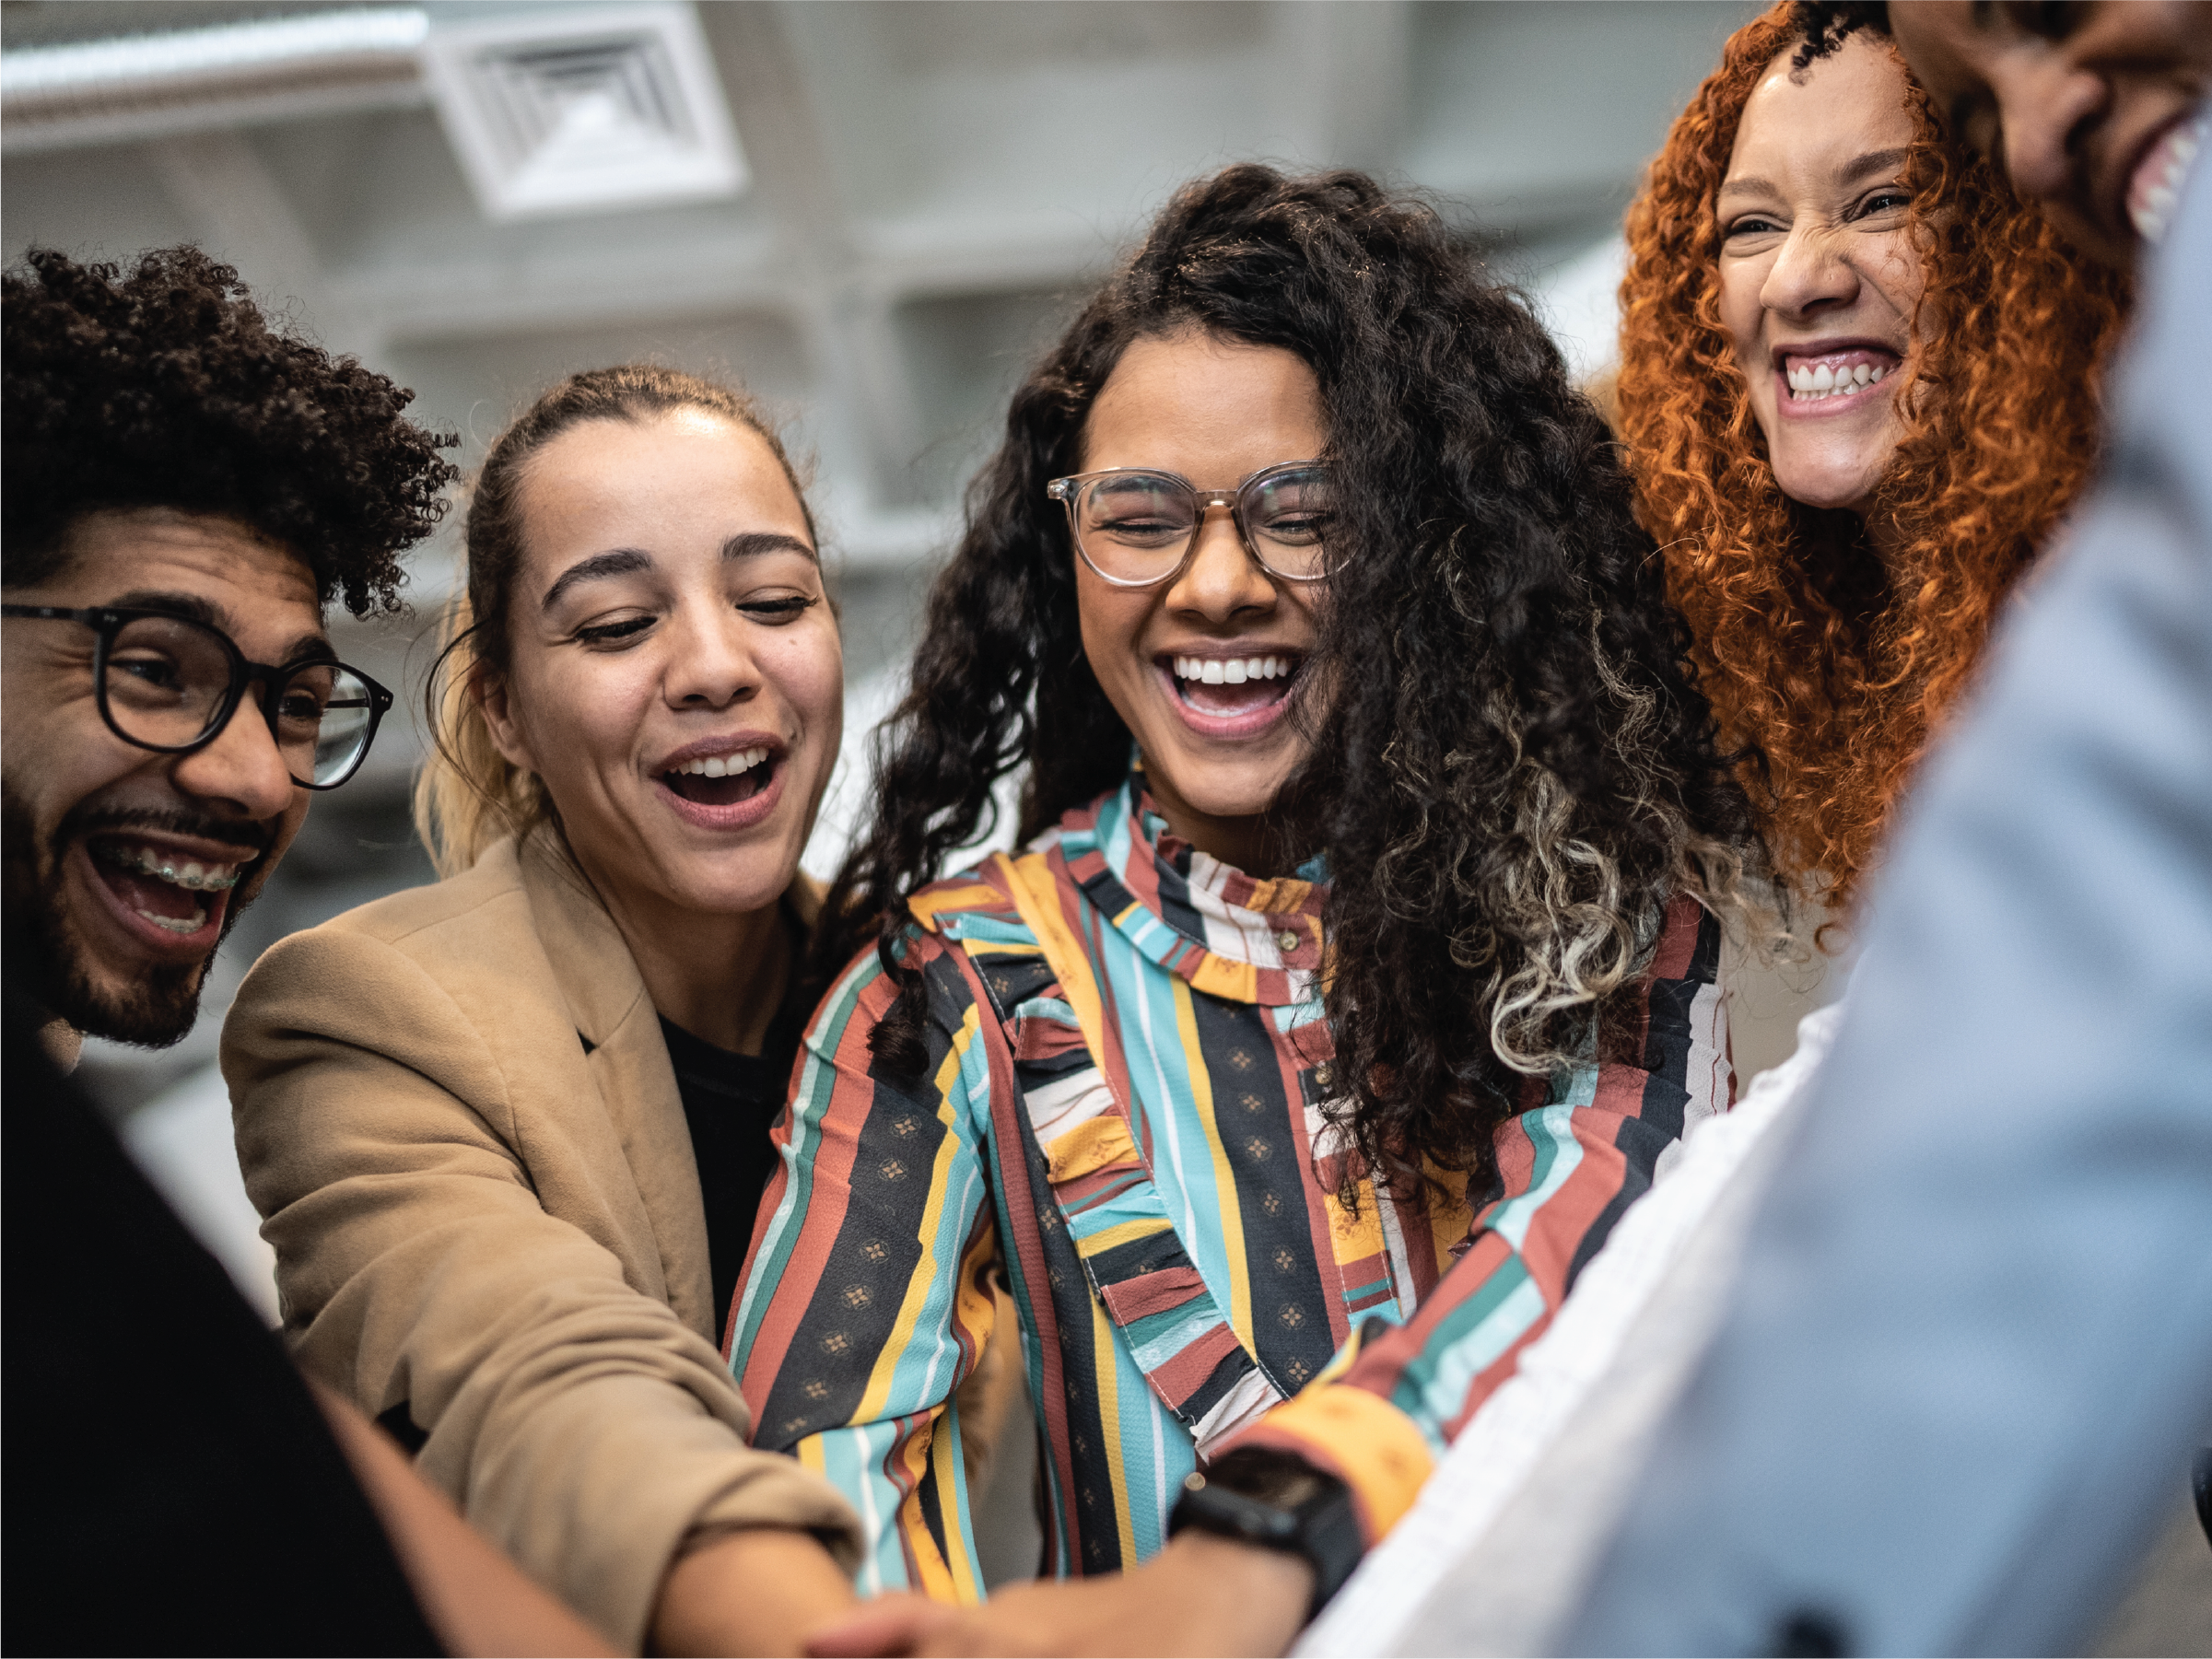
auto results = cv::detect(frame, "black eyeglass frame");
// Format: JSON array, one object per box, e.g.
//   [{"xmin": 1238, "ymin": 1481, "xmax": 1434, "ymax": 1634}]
[
  {"xmin": 1045, "ymin": 461, "xmax": 1338, "ymax": 590},
  {"xmin": 1, "ymin": 603, "xmax": 393, "ymax": 790}
]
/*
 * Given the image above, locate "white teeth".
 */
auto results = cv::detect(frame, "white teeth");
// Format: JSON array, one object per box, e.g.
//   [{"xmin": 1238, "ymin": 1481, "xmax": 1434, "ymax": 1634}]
[
  {"xmin": 1173, "ymin": 654, "xmax": 1294, "ymax": 682},
  {"xmin": 2130, "ymin": 112, "xmax": 2206, "ymax": 244},
  {"xmin": 1785, "ymin": 359, "xmax": 1892, "ymax": 401},
  {"xmin": 676, "ymin": 747, "xmax": 768, "ymax": 777},
  {"xmin": 135, "ymin": 905, "xmax": 207, "ymax": 935},
  {"xmin": 97, "ymin": 842, "xmax": 243, "ymax": 891}
]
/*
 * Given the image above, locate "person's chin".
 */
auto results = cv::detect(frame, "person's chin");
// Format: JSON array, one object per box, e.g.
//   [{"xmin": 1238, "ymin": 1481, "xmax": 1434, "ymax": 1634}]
[
  {"xmin": 1772, "ymin": 453, "xmax": 1888, "ymax": 517},
  {"xmin": 666, "ymin": 835, "xmax": 805, "ymax": 917},
  {"xmin": 34, "ymin": 882, "xmax": 206, "ymax": 1046},
  {"xmin": 1144, "ymin": 732, "xmax": 1294, "ymax": 821}
]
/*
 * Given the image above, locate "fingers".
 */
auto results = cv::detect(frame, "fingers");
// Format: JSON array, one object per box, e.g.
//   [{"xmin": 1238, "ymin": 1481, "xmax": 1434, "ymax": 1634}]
[{"xmin": 804, "ymin": 1592, "xmax": 950, "ymax": 1658}]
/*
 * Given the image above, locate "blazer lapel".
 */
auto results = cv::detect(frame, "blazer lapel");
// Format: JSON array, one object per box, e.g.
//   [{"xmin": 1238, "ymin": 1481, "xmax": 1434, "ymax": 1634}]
[{"xmin": 518, "ymin": 831, "xmax": 719, "ymax": 1344}]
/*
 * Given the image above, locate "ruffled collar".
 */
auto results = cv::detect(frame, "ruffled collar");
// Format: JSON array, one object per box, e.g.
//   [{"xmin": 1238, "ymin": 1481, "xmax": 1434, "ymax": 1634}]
[{"xmin": 1053, "ymin": 766, "xmax": 1327, "ymax": 1008}]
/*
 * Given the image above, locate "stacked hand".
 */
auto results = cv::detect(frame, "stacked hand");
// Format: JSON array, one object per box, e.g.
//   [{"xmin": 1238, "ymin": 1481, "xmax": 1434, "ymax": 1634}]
[{"xmin": 802, "ymin": 1533, "xmax": 1314, "ymax": 1657}]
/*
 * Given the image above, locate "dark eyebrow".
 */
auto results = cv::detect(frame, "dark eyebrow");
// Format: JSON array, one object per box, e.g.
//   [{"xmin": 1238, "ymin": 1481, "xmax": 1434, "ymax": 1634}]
[
  {"xmin": 722, "ymin": 532, "xmax": 817, "ymax": 564},
  {"xmin": 1840, "ymin": 146, "xmax": 1911, "ymax": 186},
  {"xmin": 277, "ymin": 632, "xmax": 338, "ymax": 668},
  {"xmin": 105, "ymin": 589, "xmax": 224, "ymax": 627},
  {"xmin": 103, "ymin": 589, "xmax": 334, "ymax": 665},
  {"xmin": 541, "ymin": 548, "xmax": 653, "ymax": 611}
]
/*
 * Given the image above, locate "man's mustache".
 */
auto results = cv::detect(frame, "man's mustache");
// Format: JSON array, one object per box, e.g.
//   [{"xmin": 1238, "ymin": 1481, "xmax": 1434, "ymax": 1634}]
[{"xmin": 58, "ymin": 803, "xmax": 275, "ymax": 864}]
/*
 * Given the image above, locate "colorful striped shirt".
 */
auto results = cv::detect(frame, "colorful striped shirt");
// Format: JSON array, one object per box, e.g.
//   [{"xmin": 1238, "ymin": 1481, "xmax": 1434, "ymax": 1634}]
[{"xmin": 730, "ymin": 774, "xmax": 1728, "ymax": 1599}]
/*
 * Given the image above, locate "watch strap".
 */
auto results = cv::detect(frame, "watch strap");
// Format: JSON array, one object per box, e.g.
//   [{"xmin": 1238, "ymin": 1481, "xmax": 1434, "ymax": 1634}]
[{"xmin": 1168, "ymin": 1464, "xmax": 1365, "ymax": 1623}]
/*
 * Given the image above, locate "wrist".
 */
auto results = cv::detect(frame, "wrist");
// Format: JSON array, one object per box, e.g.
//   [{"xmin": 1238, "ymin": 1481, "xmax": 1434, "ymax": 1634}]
[
  {"xmin": 1167, "ymin": 1448, "xmax": 1363, "ymax": 1626},
  {"xmin": 1158, "ymin": 1531, "xmax": 1314, "ymax": 1653}
]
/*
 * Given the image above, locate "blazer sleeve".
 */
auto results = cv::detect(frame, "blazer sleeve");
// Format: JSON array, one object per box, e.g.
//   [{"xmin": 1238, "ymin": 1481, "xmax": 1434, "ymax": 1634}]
[
  {"xmin": 223, "ymin": 926, "xmax": 862, "ymax": 1651},
  {"xmin": 726, "ymin": 935, "xmax": 1004, "ymax": 1606},
  {"xmin": 1228, "ymin": 898, "xmax": 1730, "ymax": 1547}
]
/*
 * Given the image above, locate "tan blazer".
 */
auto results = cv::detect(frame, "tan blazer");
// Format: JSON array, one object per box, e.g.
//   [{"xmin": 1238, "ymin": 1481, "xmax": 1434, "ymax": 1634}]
[{"xmin": 222, "ymin": 829, "xmax": 862, "ymax": 1649}]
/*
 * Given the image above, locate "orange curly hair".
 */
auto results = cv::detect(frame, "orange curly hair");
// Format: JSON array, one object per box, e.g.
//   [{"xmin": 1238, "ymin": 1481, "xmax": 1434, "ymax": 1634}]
[{"xmin": 1617, "ymin": 3, "xmax": 2131, "ymax": 910}]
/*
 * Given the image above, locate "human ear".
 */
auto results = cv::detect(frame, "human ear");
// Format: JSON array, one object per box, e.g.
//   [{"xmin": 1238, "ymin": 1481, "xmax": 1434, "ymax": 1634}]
[{"xmin": 474, "ymin": 668, "xmax": 538, "ymax": 776}]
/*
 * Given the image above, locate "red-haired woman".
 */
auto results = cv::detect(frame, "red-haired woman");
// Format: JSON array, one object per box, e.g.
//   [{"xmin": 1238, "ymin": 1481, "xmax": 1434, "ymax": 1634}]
[{"xmin": 1619, "ymin": 0, "xmax": 2130, "ymax": 912}]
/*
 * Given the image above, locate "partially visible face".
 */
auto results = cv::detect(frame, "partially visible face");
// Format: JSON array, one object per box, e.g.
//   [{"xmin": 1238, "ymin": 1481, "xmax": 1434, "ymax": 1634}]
[
  {"xmin": 1890, "ymin": 0, "xmax": 2210, "ymax": 267},
  {"xmin": 1073, "ymin": 331, "xmax": 1327, "ymax": 861},
  {"xmin": 483, "ymin": 410, "xmax": 842, "ymax": 934},
  {"xmin": 1, "ymin": 510, "xmax": 319, "ymax": 1044},
  {"xmin": 1717, "ymin": 35, "xmax": 1927, "ymax": 516}
]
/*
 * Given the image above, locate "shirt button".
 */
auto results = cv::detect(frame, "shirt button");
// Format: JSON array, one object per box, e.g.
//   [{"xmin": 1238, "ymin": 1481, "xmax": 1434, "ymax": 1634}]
[
  {"xmin": 1314, "ymin": 1063, "xmax": 1335, "ymax": 1091},
  {"xmin": 1276, "ymin": 929, "xmax": 1301, "ymax": 953}
]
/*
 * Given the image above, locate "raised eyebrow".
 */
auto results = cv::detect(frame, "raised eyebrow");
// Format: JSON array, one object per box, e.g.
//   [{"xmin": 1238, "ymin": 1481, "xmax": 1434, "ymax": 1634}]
[
  {"xmin": 721, "ymin": 531, "xmax": 817, "ymax": 564},
  {"xmin": 542, "ymin": 548, "xmax": 653, "ymax": 611}
]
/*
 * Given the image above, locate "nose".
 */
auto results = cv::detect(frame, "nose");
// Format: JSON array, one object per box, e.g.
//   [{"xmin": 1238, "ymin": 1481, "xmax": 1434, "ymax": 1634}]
[
  {"xmin": 1994, "ymin": 53, "xmax": 2105, "ymax": 205},
  {"xmin": 1165, "ymin": 500, "xmax": 1278, "ymax": 623},
  {"xmin": 1759, "ymin": 221, "xmax": 1861, "ymax": 322},
  {"xmin": 663, "ymin": 596, "xmax": 762, "ymax": 709},
  {"xmin": 168, "ymin": 694, "xmax": 298, "ymax": 822}
]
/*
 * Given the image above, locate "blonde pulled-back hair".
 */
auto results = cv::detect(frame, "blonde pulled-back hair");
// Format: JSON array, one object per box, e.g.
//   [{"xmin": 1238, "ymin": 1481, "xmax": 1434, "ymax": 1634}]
[{"xmin": 414, "ymin": 364, "xmax": 814, "ymax": 878}]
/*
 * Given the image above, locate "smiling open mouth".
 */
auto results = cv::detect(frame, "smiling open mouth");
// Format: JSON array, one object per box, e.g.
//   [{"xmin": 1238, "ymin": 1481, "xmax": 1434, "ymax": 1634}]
[
  {"xmin": 2129, "ymin": 109, "xmax": 2204, "ymax": 244},
  {"xmin": 1168, "ymin": 651, "xmax": 1302, "ymax": 718},
  {"xmin": 1783, "ymin": 350, "xmax": 1897, "ymax": 403},
  {"xmin": 90, "ymin": 837, "xmax": 247, "ymax": 936},
  {"xmin": 662, "ymin": 745, "xmax": 778, "ymax": 807}
]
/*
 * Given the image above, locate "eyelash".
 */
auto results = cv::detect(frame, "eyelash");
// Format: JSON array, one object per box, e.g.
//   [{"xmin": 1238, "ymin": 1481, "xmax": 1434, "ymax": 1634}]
[
  {"xmin": 572, "ymin": 594, "xmax": 819, "ymax": 648},
  {"xmin": 1726, "ymin": 191, "xmax": 1910, "ymax": 240}
]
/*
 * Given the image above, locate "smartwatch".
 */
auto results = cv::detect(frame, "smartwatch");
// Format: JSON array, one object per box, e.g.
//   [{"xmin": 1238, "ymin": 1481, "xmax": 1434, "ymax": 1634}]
[{"xmin": 1166, "ymin": 1446, "xmax": 1365, "ymax": 1624}]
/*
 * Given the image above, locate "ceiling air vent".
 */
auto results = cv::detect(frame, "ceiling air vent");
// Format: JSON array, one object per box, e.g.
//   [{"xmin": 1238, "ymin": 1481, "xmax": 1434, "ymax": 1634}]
[{"xmin": 420, "ymin": 3, "xmax": 745, "ymax": 223}]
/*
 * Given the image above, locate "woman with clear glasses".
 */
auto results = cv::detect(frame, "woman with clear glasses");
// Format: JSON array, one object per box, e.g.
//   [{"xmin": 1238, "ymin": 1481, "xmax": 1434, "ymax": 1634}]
[
  {"xmin": 731, "ymin": 166, "xmax": 1776, "ymax": 1653},
  {"xmin": 221, "ymin": 367, "xmax": 877, "ymax": 1655}
]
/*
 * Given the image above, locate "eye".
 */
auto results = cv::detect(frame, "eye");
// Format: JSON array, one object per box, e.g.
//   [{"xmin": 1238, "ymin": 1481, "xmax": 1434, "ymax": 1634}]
[
  {"xmin": 111, "ymin": 649, "xmax": 185, "ymax": 691},
  {"xmin": 1854, "ymin": 189, "xmax": 1913, "ymax": 221},
  {"xmin": 575, "ymin": 615, "xmax": 655, "ymax": 648},
  {"xmin": 1724, "ymin": 214, "xmax": 1785, "ymax": 240},
  {"xmin": 737, "ymin": 594, "xmax": 820, "ymax": 625}
]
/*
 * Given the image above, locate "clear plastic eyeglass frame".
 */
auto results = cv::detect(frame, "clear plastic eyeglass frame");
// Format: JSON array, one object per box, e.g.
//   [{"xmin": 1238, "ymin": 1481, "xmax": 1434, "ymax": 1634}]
[{"xmin": 1045, "ymin": 461, "xmax": 1336, "ymax": 590}]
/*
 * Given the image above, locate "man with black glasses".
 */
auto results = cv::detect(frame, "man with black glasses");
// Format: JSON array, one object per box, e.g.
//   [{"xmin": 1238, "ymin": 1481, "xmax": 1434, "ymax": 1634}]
[
  {"xmin": 2, "ymin": 246, "xmax": 606, "ymax": 1655},
  {"xmin": 2, "ymin": 249, "xmax": 427, "ymax": 1055}
]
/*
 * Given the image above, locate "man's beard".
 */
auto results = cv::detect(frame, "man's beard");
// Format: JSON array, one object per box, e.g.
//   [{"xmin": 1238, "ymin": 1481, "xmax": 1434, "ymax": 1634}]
[{"xmin": 1, "ymin": 790, "xmax": 268, "ymax": 1048}]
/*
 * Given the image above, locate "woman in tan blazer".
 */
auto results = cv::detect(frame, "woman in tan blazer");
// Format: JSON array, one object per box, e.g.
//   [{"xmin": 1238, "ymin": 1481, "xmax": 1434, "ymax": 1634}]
[{"xmin": 225, "ymin": 367, "xmax": 872, "ymax": 1653}]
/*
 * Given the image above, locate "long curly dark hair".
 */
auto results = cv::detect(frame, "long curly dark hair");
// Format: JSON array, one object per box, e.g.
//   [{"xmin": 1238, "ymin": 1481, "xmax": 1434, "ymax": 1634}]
[
  {"xmin": 819, "ymin": 165, "xmax": 1770, "ymax": 1189},
  {"xmin": 3, "ymin": 246, "xmax": 455, "ymax": 616}
]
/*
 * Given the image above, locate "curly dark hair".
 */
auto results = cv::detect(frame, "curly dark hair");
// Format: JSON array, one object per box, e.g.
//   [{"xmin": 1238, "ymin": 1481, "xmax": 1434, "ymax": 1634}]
[
  {"xmin": 3, "ymin": 246, "xmax": 456, "ymax": 616},
  {"xmin": 1789, "ymin": 0, "xmax": 1890, "ymax": 69},
  {"xmin": 818, "ymin": 165, "xmax": 1771, "ymax": 1191}
]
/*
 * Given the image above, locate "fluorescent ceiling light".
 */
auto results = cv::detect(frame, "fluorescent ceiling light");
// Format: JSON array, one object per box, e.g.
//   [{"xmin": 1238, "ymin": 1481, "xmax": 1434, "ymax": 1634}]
[{"xmin": 1, "ymin": 8, "xmax": 428, "ymax": 152}]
